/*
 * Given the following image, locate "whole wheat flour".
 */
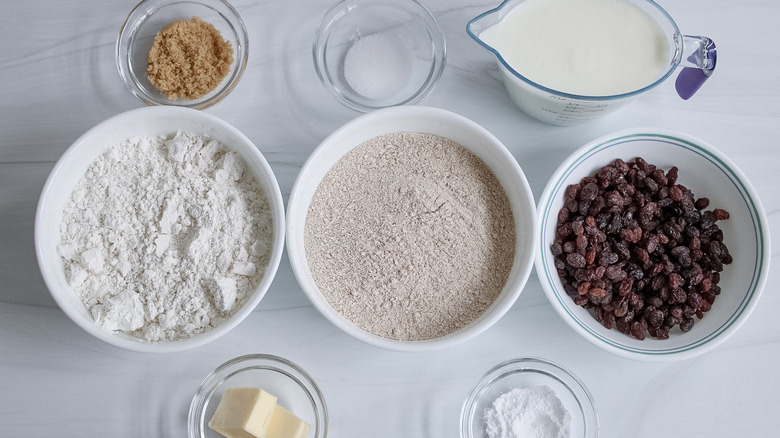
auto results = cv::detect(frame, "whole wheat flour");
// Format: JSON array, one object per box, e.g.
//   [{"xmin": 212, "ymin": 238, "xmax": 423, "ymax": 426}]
[
  {"xmin": 58, "ymin": 131, "xmax": 272, "ymax": 342},
  {"xmin": 304, "ymin": 132, "xmax": 516, "ymax": 341}
]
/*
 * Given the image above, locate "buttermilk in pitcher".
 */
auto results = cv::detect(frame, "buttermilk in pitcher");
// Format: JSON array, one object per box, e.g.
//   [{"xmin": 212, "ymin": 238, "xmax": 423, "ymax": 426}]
[{"xmin": 480, "ymin": 0, "xmax": 670, "ymax": 96}]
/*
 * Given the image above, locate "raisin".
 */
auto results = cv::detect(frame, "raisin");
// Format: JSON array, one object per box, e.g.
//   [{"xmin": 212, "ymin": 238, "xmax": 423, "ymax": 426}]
[
  {"xmin": 571, "ymin": 218, "xmax": 584, "ymax": 236},
  {"xmin": 601, "ymin": 311, "xmax": 615, "ymax": 330},
  {"xmin": 700, "ymin": 211, "xmax": 716, "ymax": 229},
  {"xmin": 708, "ymin": 241, "xmax": 723, "ymax": 259},
  {"xmin": 589, "ymin": 287, "xmax": 608, "ymax": 299},
  {"xmin": 614, "ymin": 296, "xmax": 629, "ymax": 317},
  {"xmin": 668, "ymin": 273, "xmax": 683, "ymax": 290},
  {"xmin": 687, "ymin": 292, "xmax": 704, "ymax": 310},
  {"xmin": 573, "ymin": 295, "xmax": 588, "ymax": 306},
  {"xmin": 614, "ymin": 158, "xmax": 630, "ymax": 174},
  {"xmin": 581, "ymin": 182, "xmax": 598, "ymax": 201},
  {"xmin": 694, "ymin": 197, "xmax": 710, "ymax": 210},
  {"xmin": 714, "ymin": 208, "xmax": 730, "ymax": 220},
  {"xmin": 644, "ymin": 177, "xmax": 659, "ymax": 193},
  {"xmin": 614, "ymin": 241, "xmax": 631, "ymax": 260},
  {"xmin": 620, "ymin": 226, "xmax": 643, "ymax": 243},
  {"xmin": 597, "ymin": 165, "xmax": 618, "ymax": 182},
  {"xmin": 585, "ymin": 247, "xmax": 597, "ymax": 265},
  {"xmin": 616, "ymin": 318, "xmax": 631, "ymax": 335},
  {"xmin": 680, "ymin": 317, "xmax": 694, "ymax": 332},
  {"xmin": 564, "ymin": 184, "xmax": 579, "ymax": 202},
  {"xmin": 567, "ymin": 253, "xmax": 587, "ymax": 268},
  {"xmin": 618, "ymin": 279, "xmax": 634, "ymax": 296},
  {"xmin": 576, "ymin": 233, "xmax": 588, "ymax": 252},
  {"xmin": 647, "ymin": 296, "xmax": 664, "ymax": 309},
  {"xmin": 551, "ymin": 158, "xmax": 730, "ymax": 341},
  {"xmin": 599, "ymin": 251, "xmax": 619, "ymax": 267},
  {"xmin": 606, "ymin": 191, "xmax": 623, "ymax": 208},
  {"xmin": 713, "ymin": 208, "xmax": 731, "ymax": 221},
  {"xmin": 631, "ymin": 320, "xmax": 647, "ymax": 340},
  {"xmin": 605, "ymin": 265, "xmax": 627, "ymax": 281}
]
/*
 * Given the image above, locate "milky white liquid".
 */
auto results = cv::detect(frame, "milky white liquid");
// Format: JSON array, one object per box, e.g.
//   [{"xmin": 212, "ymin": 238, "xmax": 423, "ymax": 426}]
[{"xmin": 480, "ymin": 0, "xmax": 670, "ymax": 96}]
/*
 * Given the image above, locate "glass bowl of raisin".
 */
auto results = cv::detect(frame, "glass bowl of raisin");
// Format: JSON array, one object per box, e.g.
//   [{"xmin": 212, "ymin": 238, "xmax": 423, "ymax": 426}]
[{"xmin": 535, "ymin": 128, "xmax": 770, "ymax": 361}]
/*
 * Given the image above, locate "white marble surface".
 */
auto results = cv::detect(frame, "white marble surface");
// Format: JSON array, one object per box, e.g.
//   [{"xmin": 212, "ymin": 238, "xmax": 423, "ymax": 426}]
[{"xmin": 1, "ymin": 0, "xmax": 779, "ymax": 436}]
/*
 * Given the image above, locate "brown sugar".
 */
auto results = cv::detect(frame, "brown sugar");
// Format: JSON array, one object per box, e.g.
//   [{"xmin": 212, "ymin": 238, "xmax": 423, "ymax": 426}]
[{"xmin": 146, "ymin": 17, "xmax": 234, "ymax": 100}]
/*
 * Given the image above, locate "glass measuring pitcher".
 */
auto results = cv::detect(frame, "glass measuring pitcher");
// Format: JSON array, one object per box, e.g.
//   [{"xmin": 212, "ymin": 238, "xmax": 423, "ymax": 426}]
[{"xmin": 467, "ymin": 0, "xmax": 716, "ymax": 125}]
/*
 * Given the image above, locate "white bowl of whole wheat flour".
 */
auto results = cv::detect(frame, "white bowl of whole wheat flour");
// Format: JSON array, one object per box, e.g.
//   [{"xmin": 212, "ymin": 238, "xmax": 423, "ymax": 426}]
[
  {"xmin": 287, "ymin": 106, "xmax": 537, "ymax": 351},
  {"xmin": 35, "ymin": 107, "xmax": 285, "ymax": 352}
]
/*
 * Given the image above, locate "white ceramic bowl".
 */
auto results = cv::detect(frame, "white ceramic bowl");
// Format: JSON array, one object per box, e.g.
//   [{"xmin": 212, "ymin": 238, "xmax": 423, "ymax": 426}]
[
  {"xmin": 287, "ymin": 106, "xmax": 537, "ymax": 351},
  {"xmin": 535, "ymin": 128, "xmax": 770, "ymax": 361},
  {"xmin": 35, "ymin": 107, "xmax": 285, "ymax": 352}
]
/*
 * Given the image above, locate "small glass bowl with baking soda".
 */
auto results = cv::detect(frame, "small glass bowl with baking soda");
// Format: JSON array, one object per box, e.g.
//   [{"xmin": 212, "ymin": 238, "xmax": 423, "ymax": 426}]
[{"xmin": 461, "ymin": 358, "xmax": 598, "ymax": 438}]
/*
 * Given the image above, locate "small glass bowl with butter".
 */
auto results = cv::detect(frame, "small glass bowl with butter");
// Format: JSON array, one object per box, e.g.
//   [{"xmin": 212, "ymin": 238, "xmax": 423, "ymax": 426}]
[
  {"xmin": 188, "ymin": 354, "xmax": 328, "ymax": 438},
  {"xmin": 461, "ymin": 358, "xmax": 598, "ymax": 438}
]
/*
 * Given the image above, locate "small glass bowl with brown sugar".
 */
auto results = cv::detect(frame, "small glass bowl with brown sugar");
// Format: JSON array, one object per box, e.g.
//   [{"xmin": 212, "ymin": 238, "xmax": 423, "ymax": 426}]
[{"xmin": 117, "ymin": 0, "xmax": 248, "ymax": 109}]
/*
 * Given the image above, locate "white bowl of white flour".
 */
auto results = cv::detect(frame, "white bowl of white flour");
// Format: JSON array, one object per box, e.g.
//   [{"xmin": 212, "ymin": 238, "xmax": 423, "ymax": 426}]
[
  {"xmin": 35, "ymin": 107, "xmax": 285, "ymax": 352},
  {"xmin": 287, "ymin": 106, "xmax": 537, "ymax": 351}
]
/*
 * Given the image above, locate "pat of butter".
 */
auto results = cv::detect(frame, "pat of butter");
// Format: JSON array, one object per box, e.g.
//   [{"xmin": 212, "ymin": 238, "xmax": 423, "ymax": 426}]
[
  {"xmin": 208, "ymin": 388, "xmax": 278, "ymax": 438},
  {"xmin": 266, "ymin": 406, "xmax": 311, "ymax": 438}
]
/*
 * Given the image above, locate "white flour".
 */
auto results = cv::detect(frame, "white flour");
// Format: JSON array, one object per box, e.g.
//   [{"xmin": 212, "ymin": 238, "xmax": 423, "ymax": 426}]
[
  {"xmin": 484, "ymin": 386, "xmax": 571, "ymax": 438},
  {"xmin": 58, "ymin": 131, "xmax": 272, "ymax": 342}
]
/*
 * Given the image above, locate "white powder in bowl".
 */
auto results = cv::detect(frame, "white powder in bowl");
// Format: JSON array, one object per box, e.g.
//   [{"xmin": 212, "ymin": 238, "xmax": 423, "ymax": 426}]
[
  {"xmin": 58, "ymin": 131, "xmax": 273, "ymax": 342},
  {"xmin": 343, "ymin": 32, "xmax": 412, "ymax": 101},
  {"xmin": 484, "ymin": 386, "xmax": 571, "ymax": 438},
  {"xmin": 304, "ymin": 132, "xmax": 516, "ymax": 341}
]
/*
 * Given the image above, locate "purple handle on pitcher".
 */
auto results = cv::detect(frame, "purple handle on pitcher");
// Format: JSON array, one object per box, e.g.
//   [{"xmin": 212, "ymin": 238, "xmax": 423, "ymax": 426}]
[{"xmin": 675, "ymin": 36, "xmax": 717, "ymax": 100}]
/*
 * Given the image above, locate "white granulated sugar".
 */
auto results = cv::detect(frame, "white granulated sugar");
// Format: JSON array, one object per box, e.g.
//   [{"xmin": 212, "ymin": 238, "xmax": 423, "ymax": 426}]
[
  {"xmin": 484, "ymin": 386, "xmax": 571, "ymax": 438},
  {"xmin": 58, "ymin": 131, "xmax": 272, "ymax": 342},
  {"xmin": 304, "ymin": 132, "xmax": 516, "ymax": 341},
  {"xmin": 343, "ymin": 32, "xmax": 412, "ymax": 100}
]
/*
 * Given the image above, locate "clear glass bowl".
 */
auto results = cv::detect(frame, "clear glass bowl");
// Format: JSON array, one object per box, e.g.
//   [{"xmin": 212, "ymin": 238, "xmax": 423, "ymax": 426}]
[
  {"xmin": 116, "ymin": 0, "xmax": 248, "ymax": 109},
  {"xmin": 313, "ymin": 0, "xmax": 446, "ymax": 112},
  {"xmin": 188, "ymin": 354, "xmax": 329, "ymax": 438},
  {"xmin": 461, "ymin": 358, "xmax": 598, "ymax": 438}
]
